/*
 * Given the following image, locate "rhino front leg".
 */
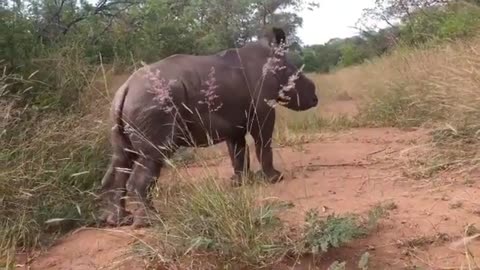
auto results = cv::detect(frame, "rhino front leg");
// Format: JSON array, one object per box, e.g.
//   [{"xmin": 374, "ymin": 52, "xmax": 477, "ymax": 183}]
[
  {"xmin": 251, "ymin": 113, "xmax": 283, "ymax": 183},
  {"xmin": 126, "ymin": 157, "xmax": 162, "ymax": 228},
  {"xmin": 253, "ymin": 139, "xmax": 283, "ymax": 183},
  {"xmin": 226, "ymin": 135, "xmax": 251, "ymax": 186}
]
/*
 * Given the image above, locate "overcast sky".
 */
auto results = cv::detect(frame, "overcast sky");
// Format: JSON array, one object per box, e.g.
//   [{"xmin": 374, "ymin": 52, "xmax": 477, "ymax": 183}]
[{"xmin": 297, "ymin": 0, "xmax": 379, "ymax": 45}]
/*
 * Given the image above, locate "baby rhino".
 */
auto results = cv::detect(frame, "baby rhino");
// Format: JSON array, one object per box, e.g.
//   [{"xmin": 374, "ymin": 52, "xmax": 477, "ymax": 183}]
[{"xmin": 98, "ymin": 27, "xmax": 319, "ymax": 227}]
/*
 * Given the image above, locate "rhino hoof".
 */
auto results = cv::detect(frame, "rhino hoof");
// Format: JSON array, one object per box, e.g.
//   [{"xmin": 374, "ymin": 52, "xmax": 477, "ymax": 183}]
[
  {"xmin": 255, "ymin": 170, "xmax": 284, "ymax": 184},
  {"xmin": 230, "ymin": 171, "xmax": 254, "ymax": 187},
  {"xmin": 230, "ymin": 174, "xmax": 243, "ymax": 187},
  {"xmin": 98, "ymin": 209, "xmax": 132, "ymax": 227},
  {"xmin": 268, "ymin": 172, "xmax": 284, "ymax": 183},
  {"xmin": 120, "ymin": 213, "xmax": 134, "ymax": 226},
  {"xmin": 129, "ymin": 207, "xmax": 156, "ymax": 229},
  {"xmin": 132, "ymin": 218, "xmax": 150, "ymax": 229}
]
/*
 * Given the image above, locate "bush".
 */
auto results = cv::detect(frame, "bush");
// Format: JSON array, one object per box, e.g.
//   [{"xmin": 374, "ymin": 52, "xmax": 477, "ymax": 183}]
[
  {"xmin": 400, "ymin": 2, "xmax": 480, "ymax": 45},
  {"xmin": 0, "ymin": 67, "xmax": 110, "ymax": 265}
]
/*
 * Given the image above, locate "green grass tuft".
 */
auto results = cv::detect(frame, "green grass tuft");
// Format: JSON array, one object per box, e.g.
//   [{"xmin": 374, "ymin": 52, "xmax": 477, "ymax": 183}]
[{"xmin": 138, "ymin": 178, "xmax": 294, "ymax": 268}]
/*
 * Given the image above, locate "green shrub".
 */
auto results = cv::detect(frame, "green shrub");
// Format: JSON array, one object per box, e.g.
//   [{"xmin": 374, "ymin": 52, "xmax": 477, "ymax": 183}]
[
  {"xmin": 400, "ymin": 2, "xmax": 480, "ymax": 45},
  {"xmin": 300, "ymin": 209, "xmax": 366, "ymax": 254}
]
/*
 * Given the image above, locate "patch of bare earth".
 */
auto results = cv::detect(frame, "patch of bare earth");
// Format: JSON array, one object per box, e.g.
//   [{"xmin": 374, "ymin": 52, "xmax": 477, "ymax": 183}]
[{"xmin": 23, "ymin": 76, "xmax": 480, "ymax": 269}]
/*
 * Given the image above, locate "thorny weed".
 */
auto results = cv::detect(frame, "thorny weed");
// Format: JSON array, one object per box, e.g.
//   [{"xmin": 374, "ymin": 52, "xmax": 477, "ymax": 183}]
[
  {"xmin": 130, "ymin": 182, "xmax": 386, "ymax": 269},
  {"xmin": 133, "ymin": 178, "xmax": 294, "ymax": 268},
  {"xmin": 199, "ymin": 67, "xmax": 222, "ymax": 113},
  {"xmin": 142, "ymin": 66, "xmax": 176, "ymax": 113}
]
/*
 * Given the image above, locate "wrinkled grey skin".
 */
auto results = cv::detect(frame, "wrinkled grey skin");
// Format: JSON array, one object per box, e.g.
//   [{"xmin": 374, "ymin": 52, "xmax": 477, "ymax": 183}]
[{"xmin": 98, "ymin": 27, "xmax": 319, "ymax": 228}]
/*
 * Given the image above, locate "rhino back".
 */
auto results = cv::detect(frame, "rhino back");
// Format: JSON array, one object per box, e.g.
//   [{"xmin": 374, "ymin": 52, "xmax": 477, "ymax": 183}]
[
  {"xmin": 160, "ymin": 54, "xmax": 257, "ymax": 144},
  {"xmin": 118, "ymin": 47, "xmax": 272, "ymax": 147},
  {"xmin": 156, "ymin": 54, "xmax": 256, "ymax": 115}
]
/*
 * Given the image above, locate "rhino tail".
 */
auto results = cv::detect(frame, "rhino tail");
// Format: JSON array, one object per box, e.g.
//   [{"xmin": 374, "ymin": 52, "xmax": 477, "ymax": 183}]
[
  {"xmin": 99, "ymin": 82, "xmax": 133, "ymax": 196},
  {"xmin": 111, "ymin": 81, "xmax": 133, "ymax": 154}
]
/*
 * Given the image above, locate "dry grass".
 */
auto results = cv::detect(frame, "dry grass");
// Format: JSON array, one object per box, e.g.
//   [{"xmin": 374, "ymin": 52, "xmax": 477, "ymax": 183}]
[
  {"xmin": 272, "ymin": 81, "xmax": 358, "ymax": 146},
  {"xmin": 307, "ymin": 37, "xmax": 480, "ymax": 177},
  {"xmin": 311, "ymin": 37, "xmax": 480, "ymax": 128},
  {"xmin": 136, "ymin": 177, "xmax": 294, "ymax": 268},
  {"xmin": 0, "ymin": 65, "xmax": 113, "ymax": 267}
]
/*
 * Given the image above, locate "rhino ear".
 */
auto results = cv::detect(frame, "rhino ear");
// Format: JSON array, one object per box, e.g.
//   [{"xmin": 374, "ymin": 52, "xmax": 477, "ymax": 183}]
[
  {"xmin": 271, "ymin": 27, "xmax": 286, "ymax": 45},
  {"xmin": 260, "ymin": 26, "xmax": 286, "ymax": 47}
]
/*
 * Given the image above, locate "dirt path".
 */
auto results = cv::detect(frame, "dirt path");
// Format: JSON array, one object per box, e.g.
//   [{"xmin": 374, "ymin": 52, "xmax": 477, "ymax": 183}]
[{"xmin": 22, "ymin": 75, "xmax": 480, "ymax": 270}]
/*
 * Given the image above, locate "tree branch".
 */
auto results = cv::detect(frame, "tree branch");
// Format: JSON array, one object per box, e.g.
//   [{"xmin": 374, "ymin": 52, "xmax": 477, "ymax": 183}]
[{"xmin": 62, "ymin": 0, "xmax": 143, "ymax": 35}]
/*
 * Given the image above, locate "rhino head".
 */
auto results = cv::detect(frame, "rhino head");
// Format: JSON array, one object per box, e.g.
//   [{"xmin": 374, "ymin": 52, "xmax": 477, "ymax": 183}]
[{"xmin": 259, "ymin": 27, "xmax": 319, "ymax": 111}]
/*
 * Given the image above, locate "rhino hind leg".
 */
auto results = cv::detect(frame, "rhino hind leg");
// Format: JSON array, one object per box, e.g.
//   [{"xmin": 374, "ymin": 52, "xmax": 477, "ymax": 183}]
[
  {"xmin": 98, "ymin": 153, "xmax": 134, "ymax": 226},
  {"xmin": 126, "ymin": 157, "xmax": 163, "ymax": 228},
  {"xmin": 226, "ymin": 135, "xmax": 251, "ymax": 186}
]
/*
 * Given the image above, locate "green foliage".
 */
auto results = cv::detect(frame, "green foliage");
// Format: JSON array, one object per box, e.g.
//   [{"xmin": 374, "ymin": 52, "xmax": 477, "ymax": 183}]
[
  {"xmin": 0, "ymin": 57, "xmax": 108, "ymax": 264},
  {"xmin": 137, "ymin": 183, "xmax": 385, "ymax": 268},
  {"xmin": 302, "ymin": 43, "xmax": 342, "ymax": 73},
  {"xmin": 399, "ymin": 2, "xmax": 480, "ymax": 45},
  {"xmin": 301, "ymin": 209, "xmax": 366, "ymax": 254},
  {"xmin": 338, "ymin": 42, "xmax": 368, "ymax": 67},
  {"xmin": 302, "ymin": 28, "xmax": 398, "ymax": 73}
]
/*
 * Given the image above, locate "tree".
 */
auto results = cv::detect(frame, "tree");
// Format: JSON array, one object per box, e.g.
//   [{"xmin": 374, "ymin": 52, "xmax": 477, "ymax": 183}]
[
  {"xmin": 302, "ymin": 42, "xmax": 342, "ymax": 73},
  {"xmin": 357, "ymin": 0, "xmax": 480, "ymax": 46},
  {"xmin": 358, "ymin": 0, "xmax": 450, "ymax": 30}
]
